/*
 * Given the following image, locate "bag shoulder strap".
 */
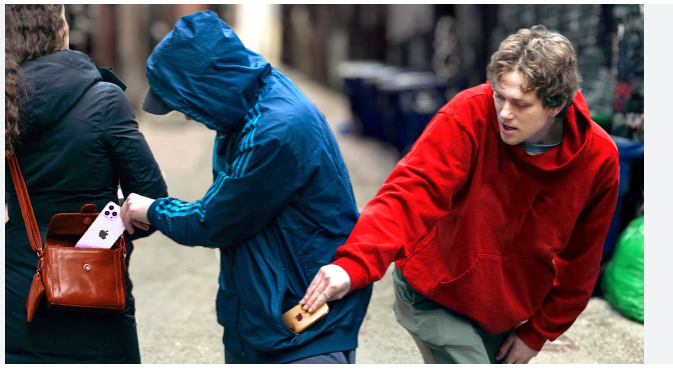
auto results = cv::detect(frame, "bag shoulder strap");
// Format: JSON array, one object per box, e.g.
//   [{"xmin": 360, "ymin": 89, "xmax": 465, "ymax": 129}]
[{"xmin": 6, "ymin": 154, "xmax": 43, "ymax": 253}]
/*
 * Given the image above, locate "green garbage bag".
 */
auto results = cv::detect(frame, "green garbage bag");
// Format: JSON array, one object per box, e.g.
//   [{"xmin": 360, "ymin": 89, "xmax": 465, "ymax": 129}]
[{"xmin": 602, "ymin": 215, "xmax": 644, "ymax": 323}]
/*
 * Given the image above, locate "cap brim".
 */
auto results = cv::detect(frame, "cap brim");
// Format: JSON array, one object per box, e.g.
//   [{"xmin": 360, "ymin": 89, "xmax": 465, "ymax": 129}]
[{"xmin": 142, "ymin": 88, "xmax": 173, "ymax": 115}]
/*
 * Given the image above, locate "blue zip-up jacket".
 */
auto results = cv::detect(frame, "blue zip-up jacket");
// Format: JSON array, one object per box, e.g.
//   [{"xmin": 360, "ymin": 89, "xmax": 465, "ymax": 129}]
[{"xmin": 144, "ymin": 11, "xmax": 372, "ymax": 363}]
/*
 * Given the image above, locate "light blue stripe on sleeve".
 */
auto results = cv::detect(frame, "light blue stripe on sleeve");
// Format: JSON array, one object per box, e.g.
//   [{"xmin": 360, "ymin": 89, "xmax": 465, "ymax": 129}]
[
  {"xmin": 162, "ymin": 172, "xmax": 228, "ymax": 213},
  {"xmin": 238, "ymin": 126, "xmax": 257, "ymax": 175},
  {"xmin": 156, "ymin": 98, "xmax": 262, "ymax": 220},
  {"xmin": 232, "ymin": 104, "xmax": 261, "ymax": 177},
  {"xmin": 156, "ymin": 172, "xmax": 229, "ymax": 218}
]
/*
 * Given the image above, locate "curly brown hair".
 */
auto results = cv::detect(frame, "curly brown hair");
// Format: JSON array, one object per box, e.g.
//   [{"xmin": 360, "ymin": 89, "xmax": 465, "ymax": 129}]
[
  {"xmin": 486, "ymin": 25, "xmax": 581, "ymax": 110},
  {"xmin": 5, "ymin": 4, "xmax": 65, "ymax": 155}
]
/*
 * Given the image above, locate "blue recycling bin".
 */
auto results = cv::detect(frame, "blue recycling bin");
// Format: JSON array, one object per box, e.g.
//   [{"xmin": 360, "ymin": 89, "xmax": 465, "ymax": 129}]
[
  {"xmin": 603, "ymin": 135, "xmax": 645, "ymax": 261},
  {"xmin": 376, "ymin": 74, "xmax": 465, "ymax": 155},
  {"xmin": 339, "ymin": 61, "xmax": 404, "ymax": 138},
  {"xmin": 340, "ymin": 61, "xmax": 382, "ymax": 134},
  {"xmin": 358, "ymin": 66, "xmax": 406, "ymax": 140}
]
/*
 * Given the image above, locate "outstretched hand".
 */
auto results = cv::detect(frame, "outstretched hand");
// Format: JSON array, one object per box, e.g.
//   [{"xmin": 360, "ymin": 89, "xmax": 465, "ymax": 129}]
[
  {"xmin": 120, "ymin": 193, "xmax": 154, "ymax": 234},
  {"xmin": 495, "ymin": 332, "xmax": 539, "ymax": 364},
  {"xmin": 300, "ymin": 264, "xmax": 352, "ymax": 312}
]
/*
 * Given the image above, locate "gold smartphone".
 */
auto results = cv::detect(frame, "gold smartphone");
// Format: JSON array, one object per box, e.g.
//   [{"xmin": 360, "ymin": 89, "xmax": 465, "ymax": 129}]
[{"xmin": 281, "ymin": 303, "xmax": 329, "ymax": 334}]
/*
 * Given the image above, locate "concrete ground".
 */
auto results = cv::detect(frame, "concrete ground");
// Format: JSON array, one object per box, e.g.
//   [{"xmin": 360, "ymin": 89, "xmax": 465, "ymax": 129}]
[{"xmin": 130, "ymin": 67, "xmax": 644, "ymax": 364}]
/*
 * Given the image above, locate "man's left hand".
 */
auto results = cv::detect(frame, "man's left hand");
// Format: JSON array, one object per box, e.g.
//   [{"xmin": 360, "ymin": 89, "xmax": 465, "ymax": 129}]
[
  {"xmin": 120, "ymin": 193, "xmax": 155, "ymax": 234},
  {"xmin": 495, "ymin": 332, "xmax": 539, "ymax": 364}
]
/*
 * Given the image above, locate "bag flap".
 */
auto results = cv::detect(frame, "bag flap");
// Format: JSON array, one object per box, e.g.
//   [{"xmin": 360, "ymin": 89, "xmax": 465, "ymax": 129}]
[
  {"xmin": 45, "ymin": 212, "xmax": 99, "ymax": 246},
  {"xmin": 45, "ymin": 204, "xmax": 101, "ymax": 245},
  {"xmin": 79, "ymin": 204, "xmax": 98, "ymax": 214}
]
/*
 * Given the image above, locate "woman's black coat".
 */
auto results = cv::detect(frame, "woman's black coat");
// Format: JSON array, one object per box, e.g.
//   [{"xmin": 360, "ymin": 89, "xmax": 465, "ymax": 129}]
[{"xmin": 5, "ymin": 50, "xmax": 168, "ymax": 363}]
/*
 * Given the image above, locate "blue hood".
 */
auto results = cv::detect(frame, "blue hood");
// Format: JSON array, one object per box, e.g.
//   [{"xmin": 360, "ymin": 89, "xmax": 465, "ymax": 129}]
[{"xmin": 146, "ymin": 11, "xmax": 271, "ymax": 131}]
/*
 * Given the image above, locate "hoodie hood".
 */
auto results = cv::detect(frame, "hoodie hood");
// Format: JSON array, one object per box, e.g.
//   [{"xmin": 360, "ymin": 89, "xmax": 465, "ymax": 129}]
[
  {"xmin": 146, "ymin": 11, "xmax": 272, "ymax": 131},
  {"xmin": 19, "ymin": 49, "xmax": 102, "ymax": 137}
]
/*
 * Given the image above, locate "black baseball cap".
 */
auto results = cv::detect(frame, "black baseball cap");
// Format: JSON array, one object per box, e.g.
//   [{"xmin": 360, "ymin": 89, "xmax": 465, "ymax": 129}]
[{"xmin": 142, "ymin": 87, "xmax": 173, "ymax": 115}]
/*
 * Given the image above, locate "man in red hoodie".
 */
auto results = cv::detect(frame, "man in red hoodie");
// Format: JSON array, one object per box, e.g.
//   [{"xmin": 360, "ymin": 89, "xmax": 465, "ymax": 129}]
[{"xmin": 301, "ymin": 25, "xmax": 619, "ymax": 364}]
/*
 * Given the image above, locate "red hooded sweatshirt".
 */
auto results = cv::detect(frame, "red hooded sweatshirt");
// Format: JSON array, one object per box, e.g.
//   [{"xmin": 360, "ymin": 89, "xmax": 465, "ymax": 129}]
[{"xmin": 332, "ymin": 83, "xmax": 619, "ymax": 351}]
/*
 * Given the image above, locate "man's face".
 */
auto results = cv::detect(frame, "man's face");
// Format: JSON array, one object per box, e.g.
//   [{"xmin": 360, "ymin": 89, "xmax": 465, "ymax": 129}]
[{"xmin": 493, "ymin": 71, "xmax": 562, "ymax": 145}]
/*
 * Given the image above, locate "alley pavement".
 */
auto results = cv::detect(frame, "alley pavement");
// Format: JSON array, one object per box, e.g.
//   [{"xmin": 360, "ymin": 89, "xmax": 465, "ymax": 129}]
[{"xmin": 130, "ymin": 67, "xmax": 644, "ymax": 364}]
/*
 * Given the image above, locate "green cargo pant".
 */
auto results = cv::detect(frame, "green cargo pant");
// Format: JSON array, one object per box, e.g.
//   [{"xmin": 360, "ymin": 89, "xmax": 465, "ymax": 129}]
[{"xmin": 392, "ymin": 267, "xmax": 511, "ymax": 364}]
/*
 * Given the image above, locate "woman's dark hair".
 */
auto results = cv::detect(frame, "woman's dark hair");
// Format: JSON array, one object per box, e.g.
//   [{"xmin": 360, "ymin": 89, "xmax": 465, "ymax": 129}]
[{"xmin": 5, "ymin": 4, "xmax": 65, "ymax": 155}]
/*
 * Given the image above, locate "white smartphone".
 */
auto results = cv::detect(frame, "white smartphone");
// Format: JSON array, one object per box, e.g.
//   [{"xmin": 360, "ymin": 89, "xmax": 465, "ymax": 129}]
[{"xmin": 75, "ymin": 201, "xmax": 126, "ymax": 248}]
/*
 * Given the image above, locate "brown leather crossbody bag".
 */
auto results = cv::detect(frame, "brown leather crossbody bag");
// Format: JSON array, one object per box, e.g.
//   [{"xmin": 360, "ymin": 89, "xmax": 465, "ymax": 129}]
[{"xmin": 7, "ymin": 154, "xmax": 127, "ymax": 322}]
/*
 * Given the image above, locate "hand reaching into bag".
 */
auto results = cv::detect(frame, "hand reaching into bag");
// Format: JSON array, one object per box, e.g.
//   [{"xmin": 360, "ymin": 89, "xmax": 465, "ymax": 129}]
[
  {"xmin": 300, "ymin": 264, "xmax": 352, "ymax": 313},
  {"xmin": 120, "ymin": 193, "xmax": 155, "ymax": 234}
]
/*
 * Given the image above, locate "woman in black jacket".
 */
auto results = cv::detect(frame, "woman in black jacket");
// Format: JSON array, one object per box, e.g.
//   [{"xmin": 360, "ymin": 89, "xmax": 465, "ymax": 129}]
[{"xmin": 5, "ymin": 5, "xmax": 168, "ymax": 363}]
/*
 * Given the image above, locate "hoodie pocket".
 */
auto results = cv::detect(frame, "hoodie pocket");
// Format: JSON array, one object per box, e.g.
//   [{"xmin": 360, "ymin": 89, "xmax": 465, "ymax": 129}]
[{"xmin": 429, "ymin": 254, "xmax": 556, "ymax": 334}]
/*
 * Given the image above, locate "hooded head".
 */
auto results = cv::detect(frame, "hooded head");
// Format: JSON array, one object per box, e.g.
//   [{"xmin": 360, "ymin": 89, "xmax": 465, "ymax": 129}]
[{"xmin": 144, "ymin": 11, "xmax": 271, "ymax": 131}]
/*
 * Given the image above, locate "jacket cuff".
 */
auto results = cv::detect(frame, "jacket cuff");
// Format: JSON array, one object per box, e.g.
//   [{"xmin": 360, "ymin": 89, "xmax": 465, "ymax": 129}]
[
  {"xmin": 332, "ymin": 256, "xmax": 369, "ymax": 293},
  {"xmin": 146, "ymin": 198, "xmax": 164, "ymax": 227},
  {"xmin": 514, "ymin": 322, "xmax": 547, "ymax": 351}
]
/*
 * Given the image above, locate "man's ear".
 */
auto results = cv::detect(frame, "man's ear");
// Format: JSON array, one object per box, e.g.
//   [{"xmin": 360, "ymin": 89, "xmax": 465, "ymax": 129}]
[{"xmin": 551, "ymin": 101, "xmax": 567, "ymax": 117}]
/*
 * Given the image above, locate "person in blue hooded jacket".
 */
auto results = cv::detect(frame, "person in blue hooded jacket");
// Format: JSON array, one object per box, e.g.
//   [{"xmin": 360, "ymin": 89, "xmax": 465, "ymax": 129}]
[{"xmin": 120, "ymin": 11, "xmax": 372, "ymax": 364}]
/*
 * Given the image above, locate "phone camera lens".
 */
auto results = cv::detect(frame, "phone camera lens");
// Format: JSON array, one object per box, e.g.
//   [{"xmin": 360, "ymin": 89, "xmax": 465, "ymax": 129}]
[
  {"xmin": 105, "ymin": 211, "xmax": 110, "ymax": 216},
  {"xmin": 112, "ymin": 212, "xmax": 118, "ymax": 216},
  {"xmin": 109, "ymin": 205, "xmax": 114, "ymax": 210}
]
